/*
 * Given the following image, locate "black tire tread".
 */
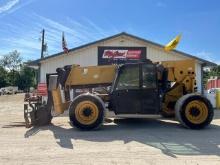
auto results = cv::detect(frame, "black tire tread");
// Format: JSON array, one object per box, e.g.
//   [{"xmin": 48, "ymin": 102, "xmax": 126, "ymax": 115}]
[
  {"xmin": 175, "ymin": 94, "xmax": 214, "ymax": 129},
  {"xmin": 69, "ymin": 94, "xmax": 105, "ymax": 130}
]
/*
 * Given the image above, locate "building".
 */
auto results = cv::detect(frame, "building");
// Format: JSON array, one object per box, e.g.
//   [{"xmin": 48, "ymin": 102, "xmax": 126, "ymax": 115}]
[
  {"xmin": 207, "ymin": 77, "xmax": 220, "ymax": 90},
  {"xmin": 28, "ymin": 32, "xmax": 216, "ymax": 93}
]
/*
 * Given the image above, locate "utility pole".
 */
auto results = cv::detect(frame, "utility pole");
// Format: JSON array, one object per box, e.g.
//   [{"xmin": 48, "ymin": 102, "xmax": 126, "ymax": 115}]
[{"xmin": 41, "ymin": 29, "xmax": 45, "ymax": 59}]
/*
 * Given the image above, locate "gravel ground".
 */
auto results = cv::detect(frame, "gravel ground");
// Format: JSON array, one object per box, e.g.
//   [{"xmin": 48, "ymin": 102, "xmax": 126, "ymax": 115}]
[{"xmin": 0, "ymin": 94, "xmax": 220, "ymax": 165}]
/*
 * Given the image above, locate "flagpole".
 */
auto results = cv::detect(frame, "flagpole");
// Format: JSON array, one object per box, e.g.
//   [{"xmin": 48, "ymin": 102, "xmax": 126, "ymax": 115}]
[
  {"xmin": 41, "ymin": 29, "xmax": 45, "ymax": 59},
  {"xmin": 62, "ymin": 31, "xmax": 69, "ymax": 54}
]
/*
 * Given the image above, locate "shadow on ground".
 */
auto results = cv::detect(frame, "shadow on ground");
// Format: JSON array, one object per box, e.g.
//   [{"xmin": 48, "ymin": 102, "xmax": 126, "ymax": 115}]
[
  {"xmin": 2, "ymin": 122, "xmax": 26, "ymax": 128},
  {"xmin": 23, "ymin": 118, "xmax": 220, "ymax": 158}
]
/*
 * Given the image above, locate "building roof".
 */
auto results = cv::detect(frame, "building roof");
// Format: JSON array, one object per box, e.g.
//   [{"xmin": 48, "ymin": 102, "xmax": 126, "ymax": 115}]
[{"xmin": 28, "ymin": 32, "xmax": 216, "ymax": 66}]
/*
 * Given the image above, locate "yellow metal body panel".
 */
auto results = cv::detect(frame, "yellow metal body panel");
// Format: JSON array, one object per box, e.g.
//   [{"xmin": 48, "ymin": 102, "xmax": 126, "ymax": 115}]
[
  {"xmin": 161, "ymin": 60, "xmax": 197, "ymax": 116},
  {"xmin": 162, "ymin": 60, "xmax": 195, "ymax": 83},
  {"xmin": 52, "ymin": 87, "xmax": 70, "ymax": 114},
  {"xmin": 65, "ymin": 65, "xmax": 117, "ymax": 87},
  {"xmin": 216, "ymin": 90, "xmax": 220, "ymax": 109},
  {"xmin": 52, "ymin": 87, "xmax": 63, "ymax": 114},
  {"xmin": 162, "ymin": 59, "xmax": 196, "ymax": 93},
  {"xmin": 162, "ymin": 82, "xmax": 185, "ymax": 116}
]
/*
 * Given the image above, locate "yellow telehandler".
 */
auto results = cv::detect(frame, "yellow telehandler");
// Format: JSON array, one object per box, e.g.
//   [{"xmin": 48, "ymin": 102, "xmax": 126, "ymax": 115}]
[{"xmin": 24, "ymin": 59, "xmax": 213, "ymax": 130}]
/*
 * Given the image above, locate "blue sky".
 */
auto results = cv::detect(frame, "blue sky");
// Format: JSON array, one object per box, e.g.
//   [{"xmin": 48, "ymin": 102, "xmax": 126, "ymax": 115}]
[{"xmin": 0, "ymin": 0, "xmax": 220, "ymax": 63}]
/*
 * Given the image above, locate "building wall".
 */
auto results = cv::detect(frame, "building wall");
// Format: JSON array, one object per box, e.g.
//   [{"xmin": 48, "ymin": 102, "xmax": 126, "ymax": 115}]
[
  {"xmin": 195, "ymin": 62, "xmax": 202, "ymax": 92},
  {"xmin": 207, "ymin": 79, "xmax": 220, "ymax": 90},
  {"xmin": 40, "ymin": 35, "xmax": 202, "ymax": 92}
]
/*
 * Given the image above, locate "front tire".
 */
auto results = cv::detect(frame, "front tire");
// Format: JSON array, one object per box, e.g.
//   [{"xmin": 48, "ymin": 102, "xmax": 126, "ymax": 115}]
[
  {"xmin": 69, "ymin": 94, "xmax": 105, "ymax": 130},
  {"xmin": 175, "ymin": 94, "xmax": 214, "ymax": 129}
]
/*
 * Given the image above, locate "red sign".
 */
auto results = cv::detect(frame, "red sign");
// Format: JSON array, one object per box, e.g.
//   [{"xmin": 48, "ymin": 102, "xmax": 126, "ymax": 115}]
[
  {"xmin": 37, "ymin": 83, "xmax": 47, "ymax": 96},
  {"xmin": 102, "ymin": 49, "xmax": 141, "ymax": 59},
  {"xmin": 126, "ymin": 50, "xmax": 141, "ymax": 59}
]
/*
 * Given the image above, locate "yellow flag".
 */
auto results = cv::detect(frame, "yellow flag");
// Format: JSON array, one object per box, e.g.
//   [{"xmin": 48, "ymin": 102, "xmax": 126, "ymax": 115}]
[{"xmin": 164, "ymin": 34, "xmax": 182, "ymax": 51}]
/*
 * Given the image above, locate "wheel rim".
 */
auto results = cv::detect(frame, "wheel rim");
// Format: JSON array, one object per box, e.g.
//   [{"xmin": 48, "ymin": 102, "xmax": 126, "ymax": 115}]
[
  {"xmin": 75, "ymin": 101, "xmax": 99, "ymax": 125},
  {"xmin": 185, "ymin": 100, "xmax": 208, "ymax": 124}
]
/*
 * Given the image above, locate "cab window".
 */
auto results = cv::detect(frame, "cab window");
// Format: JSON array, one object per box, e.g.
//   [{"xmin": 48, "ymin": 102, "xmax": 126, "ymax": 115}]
[
  {"xmin": 142, "ymin": 64, "xmax": 157, "ymax": 89},
  {"xmin": 116, "ymin": 65, "xmax": 139, "ymax": 90}
]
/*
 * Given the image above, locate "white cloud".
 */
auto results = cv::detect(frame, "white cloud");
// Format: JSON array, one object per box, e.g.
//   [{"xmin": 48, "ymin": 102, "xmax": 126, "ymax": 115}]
[
  {"xmin": 83, "ymin": 18, "xmax": 108, "ymax": 36},
  {"xmin": 7, "ymin": 0, "xmax": 35, "ymax": 14},
  {"xmin": 0, "ymin": 0, "xmax": 19, "ymax": 14},
  {"xmin": 0, "ymin": 13, "xmax": 118, "ymax": 61},
  {"xmin": 2, "ymin": 37, "xmax": 40, "ymax": 50},
  {"xmin": 215, "ymin": 61, "xmax": 220, "ymax": 65},
  {"xmin": 34, "ymin": 14, "xmax": 90, "ymax": 43},
  {"xmin": 195, "ymin": 51, "xmax": 220, "ymax": 65},
  {"xmin": 33, "ymin": 14, "xmax": 117, "ymax": 48},
  {"xmin": 195, "ymin": 51, "xmax": 213, "ymax": 61}
]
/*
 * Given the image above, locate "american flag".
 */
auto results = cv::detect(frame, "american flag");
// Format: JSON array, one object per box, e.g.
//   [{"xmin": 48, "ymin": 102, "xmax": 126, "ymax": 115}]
[{"xmin": 62, "ymin": 32, "xmax": 69, "ymax": 53}]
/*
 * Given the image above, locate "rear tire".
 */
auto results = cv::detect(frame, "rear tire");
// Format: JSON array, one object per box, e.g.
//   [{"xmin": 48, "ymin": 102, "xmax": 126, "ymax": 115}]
[
  {"xmin": 175, "ymin": 94, "xmax": 214, "ymax": 129},
  {"xmin": 69, "ymin": 93, "xmax": 105, "ymax": 130}
]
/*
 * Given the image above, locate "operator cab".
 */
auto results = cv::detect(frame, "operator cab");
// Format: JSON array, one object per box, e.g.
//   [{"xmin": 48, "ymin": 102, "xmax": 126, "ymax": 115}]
[{"xmin": 109, "ymin": 60, "xmax": 160, "ymax": 115}]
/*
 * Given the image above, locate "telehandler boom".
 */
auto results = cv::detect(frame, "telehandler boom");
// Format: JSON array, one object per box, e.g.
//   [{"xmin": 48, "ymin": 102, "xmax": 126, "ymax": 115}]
[{"xmin": 24, "ymin": 59, "xmax": 213, "ymax": 130}]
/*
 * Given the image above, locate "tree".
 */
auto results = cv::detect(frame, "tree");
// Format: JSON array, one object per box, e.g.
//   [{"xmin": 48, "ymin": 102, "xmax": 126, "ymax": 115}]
[
  {"xmin": 0, "ymin": 50, "xmax": 37, "ymax": 90},
  {"xmin": 0, "ymin": 50, "xmax": 22, "ymax": 86},
  {"xmin": 210, "ymin": 65, "xmax": 220, "ymax": 77},
  {"xmin": 17, "ymin": 65, "xmax": 37, "ymax": 91},
  {"xmin": 0, "ymin": 50, "xmax": 22, "ymax": 71},
  {"xmin": 0, "ymin": 66, "xmax": 7, "ymax": 88},
  {"xmin": 6, "ymin": 70, "xmax": 20, "ymax": 86}
]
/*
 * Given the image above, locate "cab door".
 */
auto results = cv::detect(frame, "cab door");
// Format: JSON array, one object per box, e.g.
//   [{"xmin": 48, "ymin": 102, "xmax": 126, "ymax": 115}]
[
  {"xmin": 110, "ymin": 63, "xmax": 160, "ymax": 115},
  {"xmin": 140, "ymin": 64, "xmax": 160, "ymax": 114},
  {"xmin": 110, "ymin": 64, "xmax": 142, "ymax": 114}
]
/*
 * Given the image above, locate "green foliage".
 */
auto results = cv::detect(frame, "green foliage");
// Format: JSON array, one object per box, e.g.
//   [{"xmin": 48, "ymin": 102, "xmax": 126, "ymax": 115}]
[
  {"xmin": 0, "ymin": 50, "xmax": 22, "ymax": 71},
  {"xmin": 203, "ymin": 65, "xmax": 220, "ymax": 88},
  {"xmin": 0, "ymin": 66, "xmax": 8, "ymax": 88},
  {"xmin": 6, "ymin": 70, "xmax": 20, "ymax": 86},
  {"xmin": 18, "ymin": 65, "xmax": 37, "ymax": 91},
  {"xmin": 209, "ymin": 65, "xmax": 220, "ymax": 77},
  {"xmin": 203, "ymin": 70, "xmax": 209, "ymax": 86},
  {"xmin": 0, "ymin": 50, "xmax": 37, "ymax": 90}
]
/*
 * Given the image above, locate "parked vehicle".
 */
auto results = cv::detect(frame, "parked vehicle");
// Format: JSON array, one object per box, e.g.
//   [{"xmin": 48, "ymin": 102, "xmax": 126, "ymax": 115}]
[
  {"xmin": 0, "ymin": 86, "xmax": 18, "ymax": 95},
  {"xmin": 207, "ymin": 88, "xmax": 220, "ymax": 94}
]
